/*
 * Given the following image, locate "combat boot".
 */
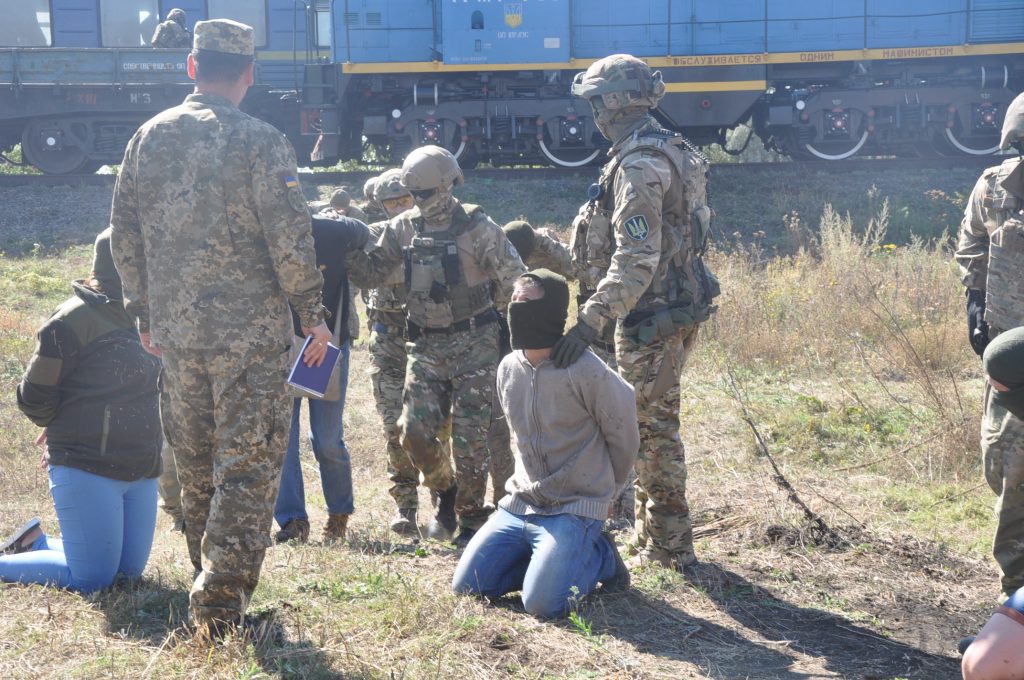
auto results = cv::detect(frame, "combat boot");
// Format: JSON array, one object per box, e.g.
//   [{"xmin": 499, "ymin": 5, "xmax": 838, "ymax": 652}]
[
  {"xmin": 452, "ymin": 527, "xmax": 476, "ymax": 549},
  {"xmin": 390, "ymin": 507, "xmax": 418, "ymax": 536},
  {"xmin": 427, "ymin": 485, "xmax": 458, "ymax": 540},
  {"xmin": 323, "ymin": 514, "xmax": 349, "ymax": 544},
  {"xmin": 274, "ymin": 518, "xmax": 309, "ymax": 544}
]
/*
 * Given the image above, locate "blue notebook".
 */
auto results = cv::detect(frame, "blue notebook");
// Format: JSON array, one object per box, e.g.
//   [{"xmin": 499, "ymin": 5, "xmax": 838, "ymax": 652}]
[{"xmin": 287, "ymin": 336, "xmax": 342, "ymax": 398}]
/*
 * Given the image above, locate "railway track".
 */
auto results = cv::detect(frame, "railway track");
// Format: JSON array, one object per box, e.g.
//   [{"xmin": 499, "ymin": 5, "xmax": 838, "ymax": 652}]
[{"xmin": 0, "ymin": 156, "xmax": 1004, "ymax": 188}]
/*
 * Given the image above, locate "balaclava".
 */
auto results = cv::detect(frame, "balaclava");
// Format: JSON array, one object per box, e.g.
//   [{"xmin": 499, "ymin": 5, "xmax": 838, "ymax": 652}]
[
  {"xmin": 507, "ymin": 269, "xmax": 569, "ymax": 350},
  {"xmin": 91, "ymin": 226, "xmax": 123, "ymax": 301},
  {"xmin": 591, "ymin": 99, "xmax": 651, "ymax": 145},
  {"xmin": 503, "ymin": 221, "xmax": 536, "ymax": 262},
  {"xmin": 984, "ymin": 327, "xmax": 1024, "ymax": 420}
]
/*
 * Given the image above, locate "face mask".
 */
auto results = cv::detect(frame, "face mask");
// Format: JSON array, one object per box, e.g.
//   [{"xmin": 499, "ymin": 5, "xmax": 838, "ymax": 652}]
[
  {"xmin": 590, "ymin": 98, "xmax": 649, "ymax": 143},
  {"xmin": 506, "ymin": 270, "xmax": 570, "ymax": 350},
  {"xmin": 412, "ymin": 187, "xmax": 454, "ymax": 221}
]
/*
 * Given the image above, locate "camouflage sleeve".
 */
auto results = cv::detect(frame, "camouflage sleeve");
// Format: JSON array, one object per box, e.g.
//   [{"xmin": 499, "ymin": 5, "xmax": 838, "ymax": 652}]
[
  {"xmin": 954, "ymin": 173, "xmax": 992, "ymax": 291},
  {"xmin": 345, "ymin": 218, "xmax": 405, "ymax": 290},
  {"xmin": 109, "ymin": 134, "xmax": 150, "ymax": 333},
  {"xmin": 578, "ymin": 152, "xmax": 670, "ymax": 329},
  {"xmin": 528, "ymin": 230, "xmax": 577, "ymax": 280},
  {"xmin": 477, "ymin": 215, "xmax": 527, "ymax": 310},
  {"xmin": 250, "ymin": 129, "xmax": 325, "ymax": 329}
]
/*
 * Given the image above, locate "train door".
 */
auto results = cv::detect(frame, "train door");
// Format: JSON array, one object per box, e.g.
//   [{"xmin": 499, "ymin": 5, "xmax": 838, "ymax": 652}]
[{"xmin": 441, "ymin": 0, "xmax": 570, "ymax": 65}]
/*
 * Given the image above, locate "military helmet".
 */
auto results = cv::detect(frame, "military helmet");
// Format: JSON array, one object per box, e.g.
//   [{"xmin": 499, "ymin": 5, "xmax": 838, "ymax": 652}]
[
  {"xmin": 168, "ymin": 8, "xmax": 186, "ymax": 23},
  {"xmin": 374, "ymin": 168, "xmax": 410, "ymax": 202},
  {"xmin": 1000, "ymin": 91, "xmax": 1024, "ymax": 150},
  {"xmin": 329, "ymin": 188, "xmax": 351, "ymax": 209},
  {"xmin": 363, "ymin": 176, "xmax": 378, "ymax": 201},
  {"xmin": 401, "ymin": 145, "xmax": 464, "ymax": 193},
  {"xmin": 571, "ymin": 54, "xmax": 665, "ymax": 110}
]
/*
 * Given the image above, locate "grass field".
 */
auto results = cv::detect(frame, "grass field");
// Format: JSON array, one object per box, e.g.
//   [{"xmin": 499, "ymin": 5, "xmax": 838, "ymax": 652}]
[{"xmin": 0, "ymin": 165, "xmax": 1003, "ymax": 679}]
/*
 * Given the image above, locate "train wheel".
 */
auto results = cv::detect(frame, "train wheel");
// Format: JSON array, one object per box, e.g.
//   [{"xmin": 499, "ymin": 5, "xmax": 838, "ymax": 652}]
[
  {"xmin": 21, "ymin": 123, "xmax": 94, "ymax": 175},
  {"xmin": 538, "ymin": 137, "xmax": 601, "ymax": 167},
  {"xmin": 803, "ymin": 130, "xmax": 870, "ymax": 161},
  {"xmin": 941, "ymin": 127, "xmax": 1000, "ymax": 156}
]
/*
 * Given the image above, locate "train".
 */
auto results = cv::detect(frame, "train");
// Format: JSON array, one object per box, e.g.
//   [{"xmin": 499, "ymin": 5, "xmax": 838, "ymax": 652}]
[{"xmin": 2, "ymin": 1, "xmax": 1023, "ymax": 174}]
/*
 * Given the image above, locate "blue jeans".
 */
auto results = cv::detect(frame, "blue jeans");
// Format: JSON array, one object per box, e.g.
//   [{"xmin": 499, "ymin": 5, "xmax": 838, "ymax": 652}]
[
  {"xmin": 0, "ymin": 465, "xmax": 157, "ymax": 593},
  {"xmin": 451, "ymin": 507, "xmax": 618, "ymax": 618},
  {"xmin": 275, "ymin": 341, "xmax": 354, "ymax": 526}
]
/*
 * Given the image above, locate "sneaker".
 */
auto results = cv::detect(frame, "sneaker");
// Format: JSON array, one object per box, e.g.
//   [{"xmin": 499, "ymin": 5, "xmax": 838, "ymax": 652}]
[
  {"xmin": 958, "ymin": 635, "xmax": 975, "ymax": 655},
  {"xmin": 274, "ymin": 518, "xmax": 309, "ymax": 544},
  {"xmin": 0, "ymin": 517, "xmax": 42, "ymax": 555},
  {"xmin": 599, "ymin": 532, "xmax": 631, "ymax": 593},
  {"xmin": 452, "ymin": 527, "xmax": 477, "ymax": 549},
  {"xmin": 390, "ymin": 507, "xmax": 418, "ymax": 536},
  {"xmin": 323, "ymin": 514, "xmax": 349, "ymax": 543},
  {"xmin": 427, "ymin": 485, "xmax": 458, "ymax": 540}
]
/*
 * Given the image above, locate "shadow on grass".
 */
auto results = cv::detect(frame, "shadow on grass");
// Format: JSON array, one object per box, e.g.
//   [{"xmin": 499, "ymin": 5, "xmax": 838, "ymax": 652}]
[
  {"xmin": 94, "ymin": 573, "xmax": 341, "ymax": 679},
  {"xmin": 591, "ymin": 564, "xmax": 959, "ymax": 679}
]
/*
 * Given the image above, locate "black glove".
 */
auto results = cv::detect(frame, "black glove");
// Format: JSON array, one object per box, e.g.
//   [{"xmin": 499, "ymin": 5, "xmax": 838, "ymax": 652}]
[
  {"xmin": 551, "ymin": 319, "xmax": 598, "ymax": 369},
  {"xmin": 967, "ymin": 288, "xmax": 990, "ymax": 357},
  {"xmin": 497, "ymin": 314, "xmax": 512, "ymax": 357}
]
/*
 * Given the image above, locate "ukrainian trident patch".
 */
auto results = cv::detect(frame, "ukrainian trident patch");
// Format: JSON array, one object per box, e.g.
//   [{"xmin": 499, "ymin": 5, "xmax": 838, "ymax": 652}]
[{"xmin": 623, "ymin": 215, "xmax": 650, "ymax": 241}]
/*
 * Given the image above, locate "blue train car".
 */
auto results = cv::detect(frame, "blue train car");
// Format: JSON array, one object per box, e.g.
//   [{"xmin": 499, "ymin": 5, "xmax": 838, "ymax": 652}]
[
  {"xmin": 0, "ymin": 0, "xmax": 317, "ymax": 173},
  {"xmin": 305, "ymin": 0, "xmax": 1024, "ymax": 166}
]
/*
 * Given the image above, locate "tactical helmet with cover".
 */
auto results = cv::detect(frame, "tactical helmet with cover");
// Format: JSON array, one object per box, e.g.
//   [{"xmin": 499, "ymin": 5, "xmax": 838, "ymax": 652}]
[
  {"xmin": 374, "ymin": 168, "xmax": 413, "ymax": 218},
  {"xmin": 401, "ymin": 145, "xmax": 464, "ymax": 219},
  {"xmin": 571, "ymin": 54, "xmax": 665, "ymax": 111},
  {"xmin": 168, "ymin": 8, "xmax": 186, "ymax": 25},
  {"xmin": 1000, "ymin": 91, "xmax": 1024, "ymax": 151},
  {"xmin": 363, "ymin": 176, "xmax": 378, "ymax": 202}
]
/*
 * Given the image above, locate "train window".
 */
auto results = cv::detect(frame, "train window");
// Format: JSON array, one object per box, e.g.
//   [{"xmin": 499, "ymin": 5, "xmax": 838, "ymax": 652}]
[
  {"xmin": 100, "ymin": 0, "xmax": 159, "ymax": 46},
  {"xmin": 315, "ymin": 2, "xmax": 331, "ymax": 48},
  {"xmin": 471, "ymin": 11, "xmax": 484, "ymax": 30},
  {"xmin": 207, "ymin": 0, "xmax": 268, "ymax": 47},
  {"xmin": 1, "ymin": 0, "xmax": 52, "ymax": 46}
]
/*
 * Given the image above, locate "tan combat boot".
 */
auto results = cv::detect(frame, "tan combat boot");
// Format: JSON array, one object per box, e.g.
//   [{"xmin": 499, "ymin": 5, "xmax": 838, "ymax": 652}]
[{"xmin": 323, "ymin": 514, "xmax": 349, "ymax": 544}]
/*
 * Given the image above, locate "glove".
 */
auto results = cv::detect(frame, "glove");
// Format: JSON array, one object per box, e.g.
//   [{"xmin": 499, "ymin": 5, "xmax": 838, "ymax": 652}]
[
  {"xmin": 551, "ymin": 319, "xmax": 599, "ymax": 369},
  {"xmin": 967, "ymin": 288, "xmax": 990, "ymax": 357},
  {"xmin": 497, "ymin": 314, "xmax": 512, "ymax": 357}
]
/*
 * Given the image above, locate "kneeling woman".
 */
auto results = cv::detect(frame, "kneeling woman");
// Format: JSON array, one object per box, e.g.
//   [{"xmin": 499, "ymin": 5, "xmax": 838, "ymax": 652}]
[{"xmin": 2, "ymin": 228, "xmax": 161, "ymax": 593}]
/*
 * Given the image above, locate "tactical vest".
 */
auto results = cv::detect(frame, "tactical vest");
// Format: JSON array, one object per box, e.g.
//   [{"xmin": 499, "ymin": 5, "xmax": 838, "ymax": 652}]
[
  {"xmin": 984, "ymin": 157, "xmax": 1024, "ymax": 333},
  {"xmin": 404, "ymin": 203, "xmax": 494, "ymax": 328},
  {"xmin": 570, "ymin": 127, "xmax": 720, "ymax": 331}
]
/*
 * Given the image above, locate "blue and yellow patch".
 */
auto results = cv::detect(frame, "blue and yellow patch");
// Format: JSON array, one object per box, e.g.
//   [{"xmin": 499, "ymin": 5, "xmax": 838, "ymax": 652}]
[
  {"xmin": 623, "ymin": 215, "xmax": 650, "ymax": 241},
  {"xmin": 283, "ymin": 175, "xmax": 299, "ymax": 189}
]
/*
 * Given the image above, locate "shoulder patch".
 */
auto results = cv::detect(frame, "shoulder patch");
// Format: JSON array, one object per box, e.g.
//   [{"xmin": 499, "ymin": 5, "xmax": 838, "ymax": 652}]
[
  {"xmin": 623, "ymin": 214, "xmax": 650, "ymax": 242},
  {"xmin": 281, "ymin": 173, "xmax": 307, "ymax": 214}
]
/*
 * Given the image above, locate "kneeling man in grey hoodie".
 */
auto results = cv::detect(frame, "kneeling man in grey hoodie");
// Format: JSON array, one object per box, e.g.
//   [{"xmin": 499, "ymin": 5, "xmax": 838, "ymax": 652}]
[{"xmin": 451, "ymin": 268, "xmax": 639, "ymax": 618}]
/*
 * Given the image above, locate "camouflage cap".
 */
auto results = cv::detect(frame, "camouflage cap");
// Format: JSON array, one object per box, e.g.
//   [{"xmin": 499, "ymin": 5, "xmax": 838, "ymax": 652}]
[
  {"xmin": 330, "ymin": 188, "xmax": 351, "ymax": 208},
  {"xmin": 193, "ymin": 19, "xmax": 254, "ymax": 56},
  {"xmin": 1000, "ymin": 91, "xmax": 1024, "ymax": 150}
]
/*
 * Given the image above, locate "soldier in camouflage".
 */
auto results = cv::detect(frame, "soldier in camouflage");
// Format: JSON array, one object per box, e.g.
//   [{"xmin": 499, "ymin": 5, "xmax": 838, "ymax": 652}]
[
  {"xmin": 111, "ymin": 19, "xmax": 332, "ymax": 635},
  {"xmin": 347, "ymin": 146, "xmax": 526, "ymax": 546},
  {"xmin": 151, "ymin": 8, "xmax": 191, "ymax": 48},
  {"xmin": 955, "ymin": 91, "xmax": 1024, "ymax": 597},
  {"xmin": 357, "ymin": 168, "xmax": 432, "ymax": 535},
  {"xmin": 554, "ymin": 54, "xmax": 719, "ymax": 571}
]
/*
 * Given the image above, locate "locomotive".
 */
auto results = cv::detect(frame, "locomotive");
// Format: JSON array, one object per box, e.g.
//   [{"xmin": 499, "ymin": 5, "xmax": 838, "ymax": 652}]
[{"xmin": 2, "ymin": 1, "xmax": 1023, "ymax": 174}]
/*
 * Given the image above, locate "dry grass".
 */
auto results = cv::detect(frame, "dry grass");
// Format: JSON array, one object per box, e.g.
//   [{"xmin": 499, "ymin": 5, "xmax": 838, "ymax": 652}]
[{"xmin": 0, "ymin": 179, "xmax": 1003, "ymax": 679}]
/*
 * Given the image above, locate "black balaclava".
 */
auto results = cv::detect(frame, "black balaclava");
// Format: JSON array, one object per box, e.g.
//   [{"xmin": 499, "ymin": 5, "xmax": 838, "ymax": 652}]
[
  {"xmin": 507, "ymin": 269, "xmax": 569, "ymax": 350},
  {"xmin": 503, "ymin": 220, "xmax": 536, "ymax": 262},
  {"xmin": 91, "ymin": 226, "xmax": 124, "ymax": 301},
  {"xmin": 984, "ymin": 327, "xmax": 1024, "ymax": 420}
]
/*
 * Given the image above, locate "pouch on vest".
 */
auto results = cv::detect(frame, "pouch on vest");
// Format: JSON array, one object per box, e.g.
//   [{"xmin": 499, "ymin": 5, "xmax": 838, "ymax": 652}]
[
  {"xmin": 985, "ymin": 215, "xmax": 1024, "ymax": 332},
  {"xmin": 622, "ymin": 306, "xmax": 696, "ymax": 345}
]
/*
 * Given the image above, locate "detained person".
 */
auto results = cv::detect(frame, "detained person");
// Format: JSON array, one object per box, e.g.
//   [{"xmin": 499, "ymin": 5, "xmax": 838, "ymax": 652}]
[
  {"xmin": 3, "ymin": 228, "xmax": 161, "ymax": 592},
  {"xmin": 451, "ymin": 270, "xmax": 638, "ymax": 618}
]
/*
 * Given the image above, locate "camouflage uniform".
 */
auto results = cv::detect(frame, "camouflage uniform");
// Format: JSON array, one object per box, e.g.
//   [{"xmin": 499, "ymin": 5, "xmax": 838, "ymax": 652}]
[
  {"xmin": 110, "ymin": 20, "xmax": 324, "ymax": 628},
  {"xmin": 955, "ymin": 148, "xmax": 1024, "ymax": 596},
  {"xmin": 151, "ymin": 10, "xmax": 190, "ymax": 48},
  {"xmin": 566, "ymin": 55, "xmax": 718, "ymax": 569},
  {"xmin": 349, "ymin": 199, "xmax": 525, "ymax": 531}
]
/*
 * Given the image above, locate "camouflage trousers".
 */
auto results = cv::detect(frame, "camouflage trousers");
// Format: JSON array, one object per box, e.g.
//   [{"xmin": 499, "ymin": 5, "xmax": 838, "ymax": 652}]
[
  {"xmin": 982, "ymin": 382, "xmax": 1024, "ymax": 596},
  {"xmin": 160, "ymin": 344, "xmax": 291, "ymax": 627},
  {"xmin": 399, "ymin": 324, "xmax": 499, "ymax": 530},
  {"xmin": 615, "ymin": 322, "xmax": 700, "ymax": 564},
  {"xmin": 157, "ymin": 442, "xmax": 184, "ymax": 528}
]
